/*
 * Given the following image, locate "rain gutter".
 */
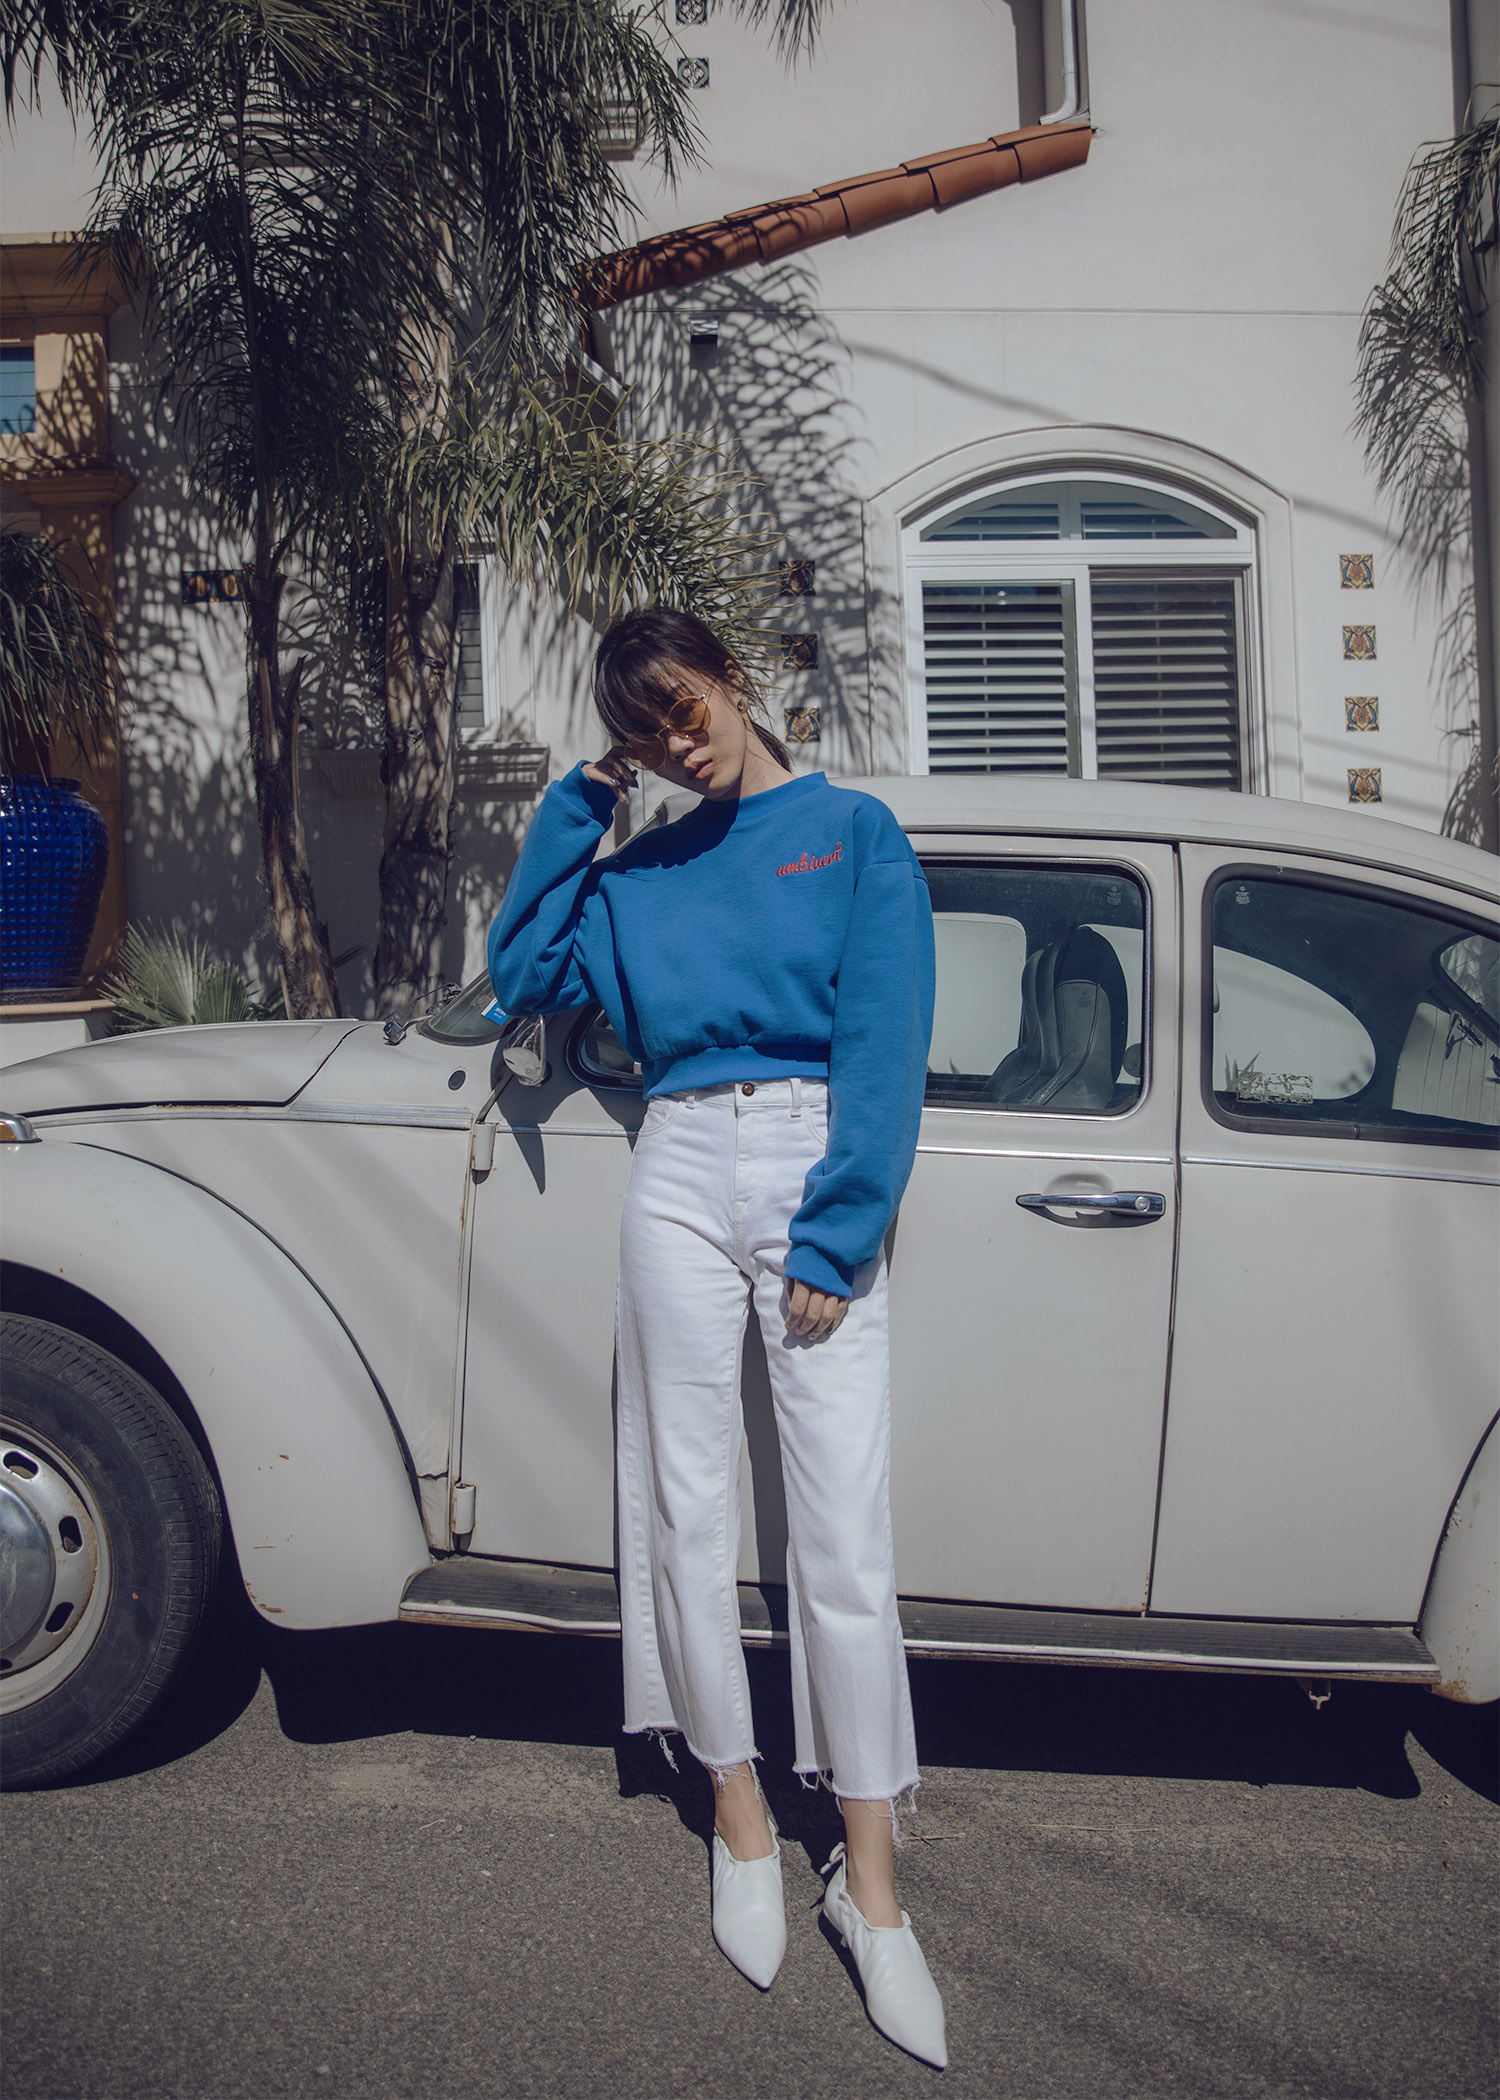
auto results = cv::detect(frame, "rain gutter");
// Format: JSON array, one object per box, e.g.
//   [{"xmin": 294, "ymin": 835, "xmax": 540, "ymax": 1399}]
[
  {"xmin": 1041, "ymin": 0, "xmax": 1081, "ymax": 123},
  {"xmin": 582, "ymin": 116, "xmax": 1094, "ymax": 313}
]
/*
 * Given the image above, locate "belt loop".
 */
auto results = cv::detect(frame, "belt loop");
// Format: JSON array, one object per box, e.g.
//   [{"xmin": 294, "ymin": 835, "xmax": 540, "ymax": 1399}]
[{"xmin": 790, "ymin": 1076, "xmax": 802, "ymax": 1119}]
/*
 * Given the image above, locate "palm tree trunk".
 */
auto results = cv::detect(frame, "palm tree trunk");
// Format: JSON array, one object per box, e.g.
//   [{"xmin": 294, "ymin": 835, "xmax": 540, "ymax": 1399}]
[
  {"xmin": 376, "ymin": 539, "xmax": 459, "ymax": 1015},
  {"xmin": 243, "ymin": 569, "xmax": 343, "ymax": 1019}
]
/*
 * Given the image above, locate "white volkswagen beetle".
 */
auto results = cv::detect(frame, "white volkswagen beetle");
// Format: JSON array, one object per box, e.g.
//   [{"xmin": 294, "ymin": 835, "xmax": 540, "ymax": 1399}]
[{"xmin": 2, "ymin": 779, "xmax": 1496, "ymax": 1787}]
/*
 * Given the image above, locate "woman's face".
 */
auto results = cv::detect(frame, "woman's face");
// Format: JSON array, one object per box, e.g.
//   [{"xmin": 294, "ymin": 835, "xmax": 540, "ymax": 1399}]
[{"xmin": 636, "ymin": 660, "xmax": 751, "ymax": 802}]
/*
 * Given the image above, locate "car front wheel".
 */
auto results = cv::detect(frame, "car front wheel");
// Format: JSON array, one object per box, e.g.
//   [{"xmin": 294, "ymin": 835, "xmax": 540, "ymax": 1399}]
[{"xmin": 1, "ymin": 1315, "xmax": 221, "ymax": 1788}]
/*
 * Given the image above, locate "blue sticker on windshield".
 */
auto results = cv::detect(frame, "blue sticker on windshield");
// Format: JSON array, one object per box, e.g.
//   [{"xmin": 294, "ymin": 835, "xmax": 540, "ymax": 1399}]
[{"xmin": 482, "ymin": 998, "xmax": 507, "ymax": 1025}]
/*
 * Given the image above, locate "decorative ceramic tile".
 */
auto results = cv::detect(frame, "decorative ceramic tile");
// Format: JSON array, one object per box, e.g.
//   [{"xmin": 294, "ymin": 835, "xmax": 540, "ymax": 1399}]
[
  {"xmin": 677, "ymin": 55, "xmax": 709, "ymax": 88},
  {"xmin": 1345, "ymin": 696, "xmax": 1379, "ymax": 732},
  {"xmin": 1348, "ymin": 766, "xmax": 1382, "ymax": 804},
  {"xmin": 675, "ymin": 0, "xmax": 708, "ymax": 21},
  {"xmin": 1340, "ymin": 554, "xmax": 1375, "ymax": 589},
  {"xmin": 780, "ymin": 633, "xmax": 819, "ymax": 670},
  {"xmin": 182, "ymin": 568, "xmax": 244, "ymax": 605},
  {"xmin": 784, "ymin": 703, "xmax": 821, "ymax": 745},
  {"xmin": 1343, "ymin": 625, "xmax": 1376, "ymax": 661},
  {"xmin": 779, "ymin": 560, "xmax": 816, "ymax": 597}
]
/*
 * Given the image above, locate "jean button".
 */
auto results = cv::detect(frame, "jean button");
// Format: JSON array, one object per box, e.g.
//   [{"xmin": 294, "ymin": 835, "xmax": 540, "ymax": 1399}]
[{"xmin": 741, "ymin": 1082, "xmax": 756, "ymax": 1096}]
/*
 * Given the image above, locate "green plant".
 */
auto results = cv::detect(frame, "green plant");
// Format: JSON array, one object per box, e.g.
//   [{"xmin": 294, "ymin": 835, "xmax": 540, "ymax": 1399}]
[
  {"xmin": 0, "ymin": 525, "xmax": 116, "ymax": 774},
  {"xmin": 104, "ymin": 926, "xmax": 284, "ymax": 1032}
]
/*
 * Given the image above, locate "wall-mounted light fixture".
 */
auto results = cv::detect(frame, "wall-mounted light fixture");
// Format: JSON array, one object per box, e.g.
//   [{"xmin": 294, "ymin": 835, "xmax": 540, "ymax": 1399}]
[
  {"xmin": 687, "ymin": 315, "xmax": 720, "ymax": 350},
  {"xmin": 182, "ymin": 569, "xmax": 245, "ymax": 605}
]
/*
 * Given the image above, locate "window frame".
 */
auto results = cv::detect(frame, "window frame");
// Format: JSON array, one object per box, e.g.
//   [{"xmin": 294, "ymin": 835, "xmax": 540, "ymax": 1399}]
[
  {"xmin": 1199, "ymin": 863, "xmax": 1500, "ymax": 1151},
  {"xmin": 918, "ymin": 852, "xmax": 1156, "ymax": 1121},
  {"xmin": 903, "ymin": 470, "xmax": 1261, "ymax": 789}
]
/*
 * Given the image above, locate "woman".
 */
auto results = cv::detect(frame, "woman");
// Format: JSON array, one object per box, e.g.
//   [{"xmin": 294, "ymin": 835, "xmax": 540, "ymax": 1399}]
[{"xmin": 487, "ymin": 608, "xmax": 943, "ymax": 2067}]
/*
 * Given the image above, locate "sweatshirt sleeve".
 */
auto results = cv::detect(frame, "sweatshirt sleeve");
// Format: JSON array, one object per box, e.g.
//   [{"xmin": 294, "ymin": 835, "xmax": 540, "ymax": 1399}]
[
  {"xmin": 784, "ymin": 846, "xmax": 936, "ymax": 1298},
  {"xmin": 487, "ymin": 763, "xmax": 619, "ymax": 1014}
]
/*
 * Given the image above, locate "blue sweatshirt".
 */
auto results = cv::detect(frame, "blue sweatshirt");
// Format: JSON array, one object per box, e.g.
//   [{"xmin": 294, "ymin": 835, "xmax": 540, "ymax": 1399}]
[{"xmin": 487, "ymin": 766, "xmax": 935, "ymax": 1298}]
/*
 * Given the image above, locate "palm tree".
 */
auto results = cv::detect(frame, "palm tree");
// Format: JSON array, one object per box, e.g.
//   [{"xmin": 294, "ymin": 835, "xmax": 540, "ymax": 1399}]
[
  {"xmin": 1355, "ymin": 113, "xmax": 1498, "ymax": 849},
  {"xmin": 360, "ymin": 0, "xmax": 825, "ymax": 1016},
  {"xmin": 7, "ymin": 0, "xmax": 454, "ymax": 1015},
  {"xmin": 4, "ymin": 0, "xmax": 826, "ymax": 1016}
]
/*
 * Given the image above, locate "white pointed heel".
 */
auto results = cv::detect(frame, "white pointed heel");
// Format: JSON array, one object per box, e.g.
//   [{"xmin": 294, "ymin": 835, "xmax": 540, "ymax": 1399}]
[
  {"xmin": 821, "ymin": 1843, "xmax": 948, "ymax": 2068},
  {"xmin": 711, "ymin": 1830, "xmax": 787, "ymax": 1989}
]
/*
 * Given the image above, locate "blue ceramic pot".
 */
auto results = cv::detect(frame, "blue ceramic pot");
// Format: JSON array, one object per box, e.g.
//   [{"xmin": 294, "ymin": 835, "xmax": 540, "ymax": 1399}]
[{"xmin": 0, "ymin": 775, "xmax": 110, "ymax": 994}]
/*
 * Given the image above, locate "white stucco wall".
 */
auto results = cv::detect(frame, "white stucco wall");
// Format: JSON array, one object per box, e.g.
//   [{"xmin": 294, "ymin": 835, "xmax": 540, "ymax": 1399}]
[
  {"xmin": 3, "ymin": 1, "xmax": 1484, "ymax": 1004},
  {"xmin": 590, "ymin": 0, "xmax": 1464, "ymax": 830}
]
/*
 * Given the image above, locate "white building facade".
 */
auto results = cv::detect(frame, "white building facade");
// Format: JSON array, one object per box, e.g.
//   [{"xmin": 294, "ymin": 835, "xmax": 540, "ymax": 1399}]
[{"xmin": 3, "ymin": 0, "xmax": 1495, "ymax": 1013}]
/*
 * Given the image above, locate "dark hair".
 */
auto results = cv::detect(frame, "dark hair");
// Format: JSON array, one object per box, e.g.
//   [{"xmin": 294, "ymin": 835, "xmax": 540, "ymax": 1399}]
[{"xmin": 593, "ymin": 607, "xmax": 790, "ymax": 769}]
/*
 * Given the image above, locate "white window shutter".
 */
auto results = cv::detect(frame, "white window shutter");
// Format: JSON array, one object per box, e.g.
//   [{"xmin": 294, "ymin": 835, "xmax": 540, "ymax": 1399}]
[
  {"xmin": 1089, "ymin": 573, "xmax": 1242, "ymax": 788},
  {"xmin": 454, "ymin": 563, "xmax": 485, "ymax": 731},
  {"xmin": 922, "ymin": 581, "xmax": 1073, "ymax": 774}
]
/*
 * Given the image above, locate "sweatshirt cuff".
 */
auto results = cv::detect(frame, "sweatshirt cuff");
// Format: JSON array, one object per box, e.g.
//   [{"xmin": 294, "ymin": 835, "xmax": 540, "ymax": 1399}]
[
  {"xmin": 556, "ymin": 761, "xmax": 621, "ymax": 827},
  {"xmin": 784, "ymin": 1242, "xmax": 854, "ymax": 1299}
]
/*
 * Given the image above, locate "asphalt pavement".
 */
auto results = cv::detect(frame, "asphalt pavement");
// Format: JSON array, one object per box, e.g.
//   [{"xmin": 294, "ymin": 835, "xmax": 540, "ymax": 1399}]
[{"xmin": 3, "ymin": 1579, "xmax": 1495, "ymax": 2100}]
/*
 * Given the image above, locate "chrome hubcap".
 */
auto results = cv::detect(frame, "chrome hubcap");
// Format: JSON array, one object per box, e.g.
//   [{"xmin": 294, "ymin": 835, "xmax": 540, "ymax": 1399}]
[{"xmin": 0, "ymin": 1427, "xmax": 110, "ymax": 1711}]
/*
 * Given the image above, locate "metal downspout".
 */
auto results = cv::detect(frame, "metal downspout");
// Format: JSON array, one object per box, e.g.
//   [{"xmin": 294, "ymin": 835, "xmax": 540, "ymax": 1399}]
[{"xmin": 1041, "ymin": 0, "xmax": 1082, "ymax": 126}]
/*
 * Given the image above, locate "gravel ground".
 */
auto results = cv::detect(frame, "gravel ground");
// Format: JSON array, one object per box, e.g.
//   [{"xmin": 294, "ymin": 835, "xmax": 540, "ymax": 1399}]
[{"xmin": 4, "ymin": 1582, "xmax": 1496, "ymax": 2100}]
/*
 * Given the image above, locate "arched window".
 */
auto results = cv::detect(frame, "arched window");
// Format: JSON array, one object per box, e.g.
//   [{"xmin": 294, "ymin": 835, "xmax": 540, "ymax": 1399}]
[{"xmin": 904, "ymin": 473, "xmax": 1258, "ymax": 788}]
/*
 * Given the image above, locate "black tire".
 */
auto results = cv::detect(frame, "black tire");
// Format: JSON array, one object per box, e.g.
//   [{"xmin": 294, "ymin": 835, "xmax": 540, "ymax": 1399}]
[{"xmin": 1, "ymin": 1314, "xmax": 221, "ymax": 1788}]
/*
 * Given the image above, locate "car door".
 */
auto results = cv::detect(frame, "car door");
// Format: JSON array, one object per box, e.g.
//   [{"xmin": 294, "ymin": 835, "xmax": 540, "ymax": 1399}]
[
  {"xmin": 459, "ymin": 835, "xmax": 1181, "ymax": 1607},
  {"xmin": 1153, "ymin": 847, "xmax": 1500, "ymax": 1622},
  {"xmin": 458, "ymin": 1015, "xmax": 641, "ymax": 1565},
  {"xmin": 887, "ymin": 837, "xmax": 1180, "ymax": 1612}
]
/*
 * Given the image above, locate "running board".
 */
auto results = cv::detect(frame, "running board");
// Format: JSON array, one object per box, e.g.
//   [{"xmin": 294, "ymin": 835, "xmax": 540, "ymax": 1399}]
[{"xmin": 398, "ymin": 1558, "xmax": 1438, "ymax": 1682}]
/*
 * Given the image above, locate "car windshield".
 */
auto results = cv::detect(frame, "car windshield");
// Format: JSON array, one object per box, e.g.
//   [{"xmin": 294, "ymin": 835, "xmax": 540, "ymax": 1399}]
[{"xmin": 417, "ymin": 975, "xmax": 508, "ymax": 1045}]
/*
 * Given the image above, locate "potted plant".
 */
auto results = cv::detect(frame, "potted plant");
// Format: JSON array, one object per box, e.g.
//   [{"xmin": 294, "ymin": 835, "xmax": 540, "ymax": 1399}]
[{"xmin": 0, "ymin": 525, "xmax": 115, "ymax": 996}]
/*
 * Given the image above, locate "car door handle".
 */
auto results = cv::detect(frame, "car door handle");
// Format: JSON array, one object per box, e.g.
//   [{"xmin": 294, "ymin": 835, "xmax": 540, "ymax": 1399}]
[{"xmin": 1017, "ymin": 1190, "xmax": 1165, "ymax": 1224}]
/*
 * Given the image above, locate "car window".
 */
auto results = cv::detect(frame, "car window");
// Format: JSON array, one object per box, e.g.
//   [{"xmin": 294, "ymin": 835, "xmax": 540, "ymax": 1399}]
[
  {"xmin": 417, "ymin": 975, "xmax": 506, "ymax": 1044},
  {"xmin": 923, "ymin": 863, "xmax": 1147, "ymax": 1113},
  {"xmin": 1208, "ymin": 875, "xmax": 1499, "ymax": 1142},
  {"xmin": 573, "ymin": 1007, "xmax": 641, "ymax": 1084}
]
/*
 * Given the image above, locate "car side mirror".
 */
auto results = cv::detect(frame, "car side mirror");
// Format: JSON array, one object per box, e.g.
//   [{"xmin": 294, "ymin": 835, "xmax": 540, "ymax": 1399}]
[{"xmin": 498, "ymin": 1012, "xmax": 548, "ymax": 1087}]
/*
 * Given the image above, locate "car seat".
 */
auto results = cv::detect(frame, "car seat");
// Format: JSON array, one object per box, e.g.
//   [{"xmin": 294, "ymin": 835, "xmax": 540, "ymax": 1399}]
[{"xmin": 990, "ymin": 927, "xmax": 1128, "ymax": 1112}]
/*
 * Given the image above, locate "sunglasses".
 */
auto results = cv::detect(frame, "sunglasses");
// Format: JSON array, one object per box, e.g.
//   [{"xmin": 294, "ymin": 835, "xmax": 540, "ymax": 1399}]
[{"xmin": 619, "ymin": 691, "xmax": 713, "ymax": 767}]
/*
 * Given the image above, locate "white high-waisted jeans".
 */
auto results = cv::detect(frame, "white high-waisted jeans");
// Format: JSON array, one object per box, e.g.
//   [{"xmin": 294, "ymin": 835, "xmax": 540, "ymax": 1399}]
[{"xmin": 615, "ymin": 1075, "xmax": 919, "ymax": 1803}]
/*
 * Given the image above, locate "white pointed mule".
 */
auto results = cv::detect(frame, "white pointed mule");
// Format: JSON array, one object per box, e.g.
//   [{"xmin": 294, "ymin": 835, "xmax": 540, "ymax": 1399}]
[
  {"xmin": 821, "ymin": 1843, "xmax": 948, "ymax": 2068},
  {"xmin": 710, "ymin": 1829, "xmax": 787, "ymax": 1989}
]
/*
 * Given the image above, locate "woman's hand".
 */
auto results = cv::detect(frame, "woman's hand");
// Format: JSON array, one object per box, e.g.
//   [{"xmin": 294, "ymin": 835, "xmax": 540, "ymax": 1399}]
[
  {"xmin": 583, "ymin": 746, "xmax": 639, "ymax": 801},
  {"xmin": 786, "ymin": 1279, "xmax": 848, "ymax": 1341}
]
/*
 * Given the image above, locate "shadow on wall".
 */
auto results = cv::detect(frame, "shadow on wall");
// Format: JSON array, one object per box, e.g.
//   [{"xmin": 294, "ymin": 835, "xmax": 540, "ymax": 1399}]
[
  {"xmin": 110, "ymin": 319, "xmax": 275, "ymax": 996},
  {"xmin": 109, "ymin": 308, "xmax": 524, "ymax": 1016},
  {"xmin": 111, "ymin": 255, "xmax": 927, "ymax": 1007},
  {"xmin": 602, "ymin": 260, "xmax": 909, "ymax": 776}
]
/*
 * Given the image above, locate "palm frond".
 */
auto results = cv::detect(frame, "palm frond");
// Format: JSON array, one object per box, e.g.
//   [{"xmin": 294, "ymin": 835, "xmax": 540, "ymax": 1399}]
[
  {"xmin": 103, "ymin": 924, "xmax": 282, "ymax": 1031},
  {"xmin": 384, "ymin": 372, "xmax": 780, "ymax": 664},
  {"xmin": 1355, "ymin": 116, "xmax": 1498, "ymax": 585},
  {"xmin": 0, "ymin": 526, "xmax": 117, "ymax": 772},
  {"xmin": 722, "ymin": 0, "xmax": 832, "ymax": 63}
]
